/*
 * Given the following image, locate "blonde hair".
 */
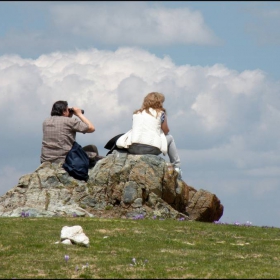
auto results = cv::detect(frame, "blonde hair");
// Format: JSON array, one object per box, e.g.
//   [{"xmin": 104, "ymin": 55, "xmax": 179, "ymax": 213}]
[{"xmin": 134, "ymin": 92, "xmax": 166, "ymax": 117}]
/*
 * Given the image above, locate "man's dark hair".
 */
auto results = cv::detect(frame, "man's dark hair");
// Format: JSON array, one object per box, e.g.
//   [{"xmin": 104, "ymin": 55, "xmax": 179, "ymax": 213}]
[{"xmin": 51, "ymin": 101, "xmax": 68, "ymax": 116}]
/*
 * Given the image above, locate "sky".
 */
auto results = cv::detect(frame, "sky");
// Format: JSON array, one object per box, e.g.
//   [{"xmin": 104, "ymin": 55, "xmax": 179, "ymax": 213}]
[{"xmin": 0, "ymin": 1, "xmax": 280, "ymax": 227}]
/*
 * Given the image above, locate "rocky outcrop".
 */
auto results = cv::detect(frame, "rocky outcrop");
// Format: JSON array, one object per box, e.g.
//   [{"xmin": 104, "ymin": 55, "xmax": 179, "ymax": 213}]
[{"xmin": 0, "ymin": 150, "xmax": 223, "ymax": 222}]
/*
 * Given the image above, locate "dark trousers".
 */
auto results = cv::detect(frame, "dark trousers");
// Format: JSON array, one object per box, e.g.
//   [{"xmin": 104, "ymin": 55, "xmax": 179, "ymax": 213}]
[{"xmin": 127, "ymin": 143, "xmax": 161, "ymax": 155}]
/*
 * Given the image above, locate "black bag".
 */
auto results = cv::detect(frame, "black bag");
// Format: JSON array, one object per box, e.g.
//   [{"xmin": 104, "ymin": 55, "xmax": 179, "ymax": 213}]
[
  {"xmin": 104, "ymin": 133, "xmax": 125, "ymax": 155},
  {"xmin": 63, "ymin": 141, "xmax": 89, "ymax": 182}
]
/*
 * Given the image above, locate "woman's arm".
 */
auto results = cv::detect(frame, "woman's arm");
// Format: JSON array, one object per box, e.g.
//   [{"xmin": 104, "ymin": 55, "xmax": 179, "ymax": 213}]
[{"xmin": 161, "ymin": 115, "xmax": 170, "ymax": 135}]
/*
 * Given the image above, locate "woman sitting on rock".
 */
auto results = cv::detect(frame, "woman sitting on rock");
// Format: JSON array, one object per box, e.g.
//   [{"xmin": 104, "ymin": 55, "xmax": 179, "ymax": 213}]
[{"xmin": 116, "ymin": 92, "xmax": 182, "ymax": 179}]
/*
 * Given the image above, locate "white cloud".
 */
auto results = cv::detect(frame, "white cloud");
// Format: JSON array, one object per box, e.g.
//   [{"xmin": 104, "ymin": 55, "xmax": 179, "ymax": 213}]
[
  {"xmin": 191, "ymin": 68, "xmax": 266, "ymax": 130},
  {"xmin": 50, "ymin": 2, "xmax": 221, "ymax": 46},
  {"xmin": 1, "ymin": 46, "xmax": 279, "ymax": 153}
]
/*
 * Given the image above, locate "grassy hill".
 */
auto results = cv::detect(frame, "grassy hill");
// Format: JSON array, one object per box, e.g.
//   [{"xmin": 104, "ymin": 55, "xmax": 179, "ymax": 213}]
[{"xmin": 0, "ymin": 217, "xmax": 279, "ymax": 279}]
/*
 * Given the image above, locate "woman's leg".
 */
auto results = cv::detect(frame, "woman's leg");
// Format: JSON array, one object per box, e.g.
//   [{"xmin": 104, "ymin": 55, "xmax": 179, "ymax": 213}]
[{"xmin": 165, "ymin": 134, "xmax": 180, "ymax": 168}]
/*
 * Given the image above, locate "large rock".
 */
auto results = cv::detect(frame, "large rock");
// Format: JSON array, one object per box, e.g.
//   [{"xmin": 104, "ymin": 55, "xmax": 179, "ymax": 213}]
[
  {"xmin": 0, "ymin": 150, "xmax": 223, "ymax": 222},
  {"xmin": 60, "ymin": 225, "xmax": 89, "ymax": 247}
]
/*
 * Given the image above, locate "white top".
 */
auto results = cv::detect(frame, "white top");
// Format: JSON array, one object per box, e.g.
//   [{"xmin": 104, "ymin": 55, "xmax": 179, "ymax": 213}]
[{"xmin": 116, "ymin": 108, "xmax": 167, "ymax": 155}]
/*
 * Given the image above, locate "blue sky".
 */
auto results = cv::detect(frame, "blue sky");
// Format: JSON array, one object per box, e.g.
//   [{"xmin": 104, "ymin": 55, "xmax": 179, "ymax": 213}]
[{"xmin": 0, "ymin": 1, "xmax": 280, "ymax": 227}]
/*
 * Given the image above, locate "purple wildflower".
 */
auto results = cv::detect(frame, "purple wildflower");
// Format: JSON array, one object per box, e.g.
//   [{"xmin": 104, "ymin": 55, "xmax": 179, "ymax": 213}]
[
  {"xmin": 64, "ymin": 255, "xmax": 69, "ymax": 263},
  {"xmin": 133, "ymin": 214, "xmax": 144, "ymax": 220}
]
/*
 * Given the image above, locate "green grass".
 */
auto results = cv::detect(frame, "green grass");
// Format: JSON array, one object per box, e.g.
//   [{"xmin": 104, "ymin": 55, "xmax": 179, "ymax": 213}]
[{"xmin": 0, "ymin": 217, "xmax": 280, "ymax": 279}]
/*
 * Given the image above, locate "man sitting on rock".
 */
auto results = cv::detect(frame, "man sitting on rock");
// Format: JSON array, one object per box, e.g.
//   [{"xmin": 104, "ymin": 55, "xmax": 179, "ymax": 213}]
[{"xmin": 40, "ymin": 100, "xmax": 98, "ymax": 164}]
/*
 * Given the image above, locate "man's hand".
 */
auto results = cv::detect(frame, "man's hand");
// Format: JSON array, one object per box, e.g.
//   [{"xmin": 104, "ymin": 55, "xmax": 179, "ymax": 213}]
[
  {"xmin": 69, "ymin": 106, "xmax": 95, "ymax": 133},
  {"xmin": 68, "ymin": 108, "xmax": 74, "ymax": 118},
  {"xmin": 70, "ymin": 107, "xmax": 83, "ymax": 116}
]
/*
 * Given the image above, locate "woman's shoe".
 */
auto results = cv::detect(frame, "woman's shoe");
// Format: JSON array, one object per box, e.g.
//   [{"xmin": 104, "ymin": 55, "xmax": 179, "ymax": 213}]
[{"xmin": 174, "ymin": 167, "xmax": 182, "ymax": 180}]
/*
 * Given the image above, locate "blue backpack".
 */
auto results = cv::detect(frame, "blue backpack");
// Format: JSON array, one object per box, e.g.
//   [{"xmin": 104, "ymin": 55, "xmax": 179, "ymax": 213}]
[{"xmin": 63, "ymin": 142, "xmax": 89, "ymax": 182}]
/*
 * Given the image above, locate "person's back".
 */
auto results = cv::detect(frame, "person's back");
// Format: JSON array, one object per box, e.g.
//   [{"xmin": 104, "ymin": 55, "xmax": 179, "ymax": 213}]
[
  {"xmin": 40, "ymin": 100, "xmax": 95, "ymax": 164},
  {"xmin": 131, "ymin": 108, "xmax": 167, "ymax": 154},
  {"xmin": 41, "ymin": 115, "xmax": 88, "ymax": 163}
]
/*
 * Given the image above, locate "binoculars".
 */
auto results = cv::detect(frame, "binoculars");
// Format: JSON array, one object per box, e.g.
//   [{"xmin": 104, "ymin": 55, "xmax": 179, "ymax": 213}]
[{"xmin": 69, "ymin": 108, "xmax": 84, "ymax": 114}]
